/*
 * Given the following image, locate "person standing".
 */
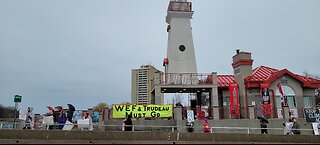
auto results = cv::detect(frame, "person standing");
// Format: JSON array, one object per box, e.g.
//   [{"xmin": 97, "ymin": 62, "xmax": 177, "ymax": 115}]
[
  {"xmin": 292, "ymin": 118, "xmax": 301, "ymax": 135},
  {"xmin": 124, "ymin": 115, "xmax": 133, "ymax": 131},
  {"xmin": 258, "ymin": 117, "xmax": 269, "ymax": 134},
  {"xmin": 23, "ymin": 107, "xmax": 34, "ymax": 130},
  {"xmin": 203, "ymin": 118, "xmax": 211, "ymax": 133},
  {"xmin": 81, "ymin": 112, "xmax": 93, "ymax": 131},
  {"xmin": 57, "ymin": 113, "xmax": 67, "ymax": 130},
  {"xmin": 86, "ymin": 113, "xmax": 93, "ymax": 131},
  {"xmin": 283, "ymin": 118, "xmax": 293, "ymax": 135}
]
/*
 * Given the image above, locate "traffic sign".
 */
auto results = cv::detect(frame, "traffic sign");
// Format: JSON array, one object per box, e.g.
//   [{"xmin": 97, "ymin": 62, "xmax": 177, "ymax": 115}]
[{"xmin": 14, "ymin": 95, "xmax": 22, "ymax": 103}]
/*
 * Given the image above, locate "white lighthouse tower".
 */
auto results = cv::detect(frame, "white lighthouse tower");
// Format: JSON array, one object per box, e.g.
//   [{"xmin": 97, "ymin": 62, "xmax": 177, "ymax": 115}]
[{"xmin": 164, "ymin": 0, "xmax": 197, "ymax": 74}]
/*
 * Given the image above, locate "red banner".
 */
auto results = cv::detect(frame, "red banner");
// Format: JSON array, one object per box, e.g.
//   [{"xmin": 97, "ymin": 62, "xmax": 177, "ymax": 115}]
[
  {"xmin": 261, "ymin": 84, "xmax": 271, "ymax": 104},
  {"xmin": 229, "ymin": 82, "xmax": 240, "ymax": 117},
  {"xmin": 262, "ymin": 104, "xmax": 272, "ymax": 118},
  {"xmin": 261, "ymin": 84, "xmax": 272, "ymax": 117}
]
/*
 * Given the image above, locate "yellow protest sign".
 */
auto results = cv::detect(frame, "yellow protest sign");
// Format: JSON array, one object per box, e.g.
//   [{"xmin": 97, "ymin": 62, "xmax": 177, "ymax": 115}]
[{"xmin": 112, "ymin": 104, "xmax": 173, "ymax": 119}]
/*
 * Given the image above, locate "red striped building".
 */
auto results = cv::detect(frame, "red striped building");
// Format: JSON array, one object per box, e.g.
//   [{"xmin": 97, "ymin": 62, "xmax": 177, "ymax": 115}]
[{"xmin": 217, "ymin": 50, "xmax": 320, "ymax": 119}]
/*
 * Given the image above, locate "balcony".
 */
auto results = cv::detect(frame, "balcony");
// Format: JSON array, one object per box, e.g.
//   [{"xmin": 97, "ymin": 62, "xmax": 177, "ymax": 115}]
[{"xmin": 160, "ymin": 73, "xmax": 213, "ymax": 86}]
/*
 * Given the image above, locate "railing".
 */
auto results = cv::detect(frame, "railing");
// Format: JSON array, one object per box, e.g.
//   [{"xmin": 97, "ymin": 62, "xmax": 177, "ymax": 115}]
[
  {"xmin": 181, "ymin": 107, "xmax": 214, "ymax": 120},
  {"xmin": 0, "ymin": 122, "xmax": 318, "ymax": 135},
  {"xmin": 160, "ymin": 73, "xmax": 213, "ymax": 85},
  {"xmin": 168, "ymin": 1, "xmax": 192, "ymax": 12}
]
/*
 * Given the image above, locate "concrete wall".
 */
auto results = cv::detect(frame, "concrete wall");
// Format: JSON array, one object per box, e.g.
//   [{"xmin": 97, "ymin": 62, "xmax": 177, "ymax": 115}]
[
  {"xmin": 1, "ymin": 130, "xmax": 319, "ymax": 143},
  {"xmin": 104, "ymin": 119, "xmax": 176, "ymax": 132},
  {"xmin": 103, "ymin": 117, "xmax": 315, "ymax": 135},
  {"xmin": 191, "ymin": 118, "xmax": 315, "ymax": 135}
]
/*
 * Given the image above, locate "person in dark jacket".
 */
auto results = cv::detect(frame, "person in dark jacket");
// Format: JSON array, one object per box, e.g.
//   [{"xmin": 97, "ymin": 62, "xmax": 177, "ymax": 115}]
[
  {"xmin": 258, "ymin": 117, "xmax": 269, "ymax": 134},
  {"xmin": 292, "ymin": 118, "xmax": 301, "ymax": 135},
  {"xmin": 57, "ymin": 113, "xmax": 67, "ymax": 130},
  {"xmin": 124, "ymin": 114, "xmax": 133, "ymax": 131}
]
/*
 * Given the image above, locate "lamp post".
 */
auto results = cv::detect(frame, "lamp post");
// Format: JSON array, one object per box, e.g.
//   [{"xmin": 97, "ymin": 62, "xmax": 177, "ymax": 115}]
[{"xmin": 13, "ymin": 95, "xmax": 22, "ymax": 129}]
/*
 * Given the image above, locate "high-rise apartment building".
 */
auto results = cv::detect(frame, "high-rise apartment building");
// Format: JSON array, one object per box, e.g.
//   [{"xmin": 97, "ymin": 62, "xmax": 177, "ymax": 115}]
[{"xmin": 131, "ymin": 65, "xmax": 162, "ymax": 104}]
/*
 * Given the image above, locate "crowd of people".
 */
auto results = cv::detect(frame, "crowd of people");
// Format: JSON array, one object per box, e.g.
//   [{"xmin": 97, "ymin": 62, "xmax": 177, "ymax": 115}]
[
  {"xmin": 21, "ymin": 105, "xmax": 95, "ymax": 131},
  {"xmin": 258, "ymin": 116, "xmax": 302, "ymax": 135},
  {"xmin": 19, "ymin": 106, "xmax": 318, "ymax": 135},
  {"xmin": 283, "ymin": 117, "xmax": 301, "ymax": 135}
]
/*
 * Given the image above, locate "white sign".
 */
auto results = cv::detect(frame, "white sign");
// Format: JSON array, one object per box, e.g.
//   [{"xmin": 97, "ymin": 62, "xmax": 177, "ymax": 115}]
[
  {"xmin": 42, "ymin": 116, "xmax": 54, "ymax": 125},
  {"xmin": 42, "ymin": 116, "xmax": 54, "ymax": 130},
  {"xmin": 77, "ymin": 119, "xmax": 90, "ymax": 130},
  {"xmin": 187, "ymin": 110, "xmax": 194, "ymax": 123},
  {"xmin": 19, "ymin": 110, "xmax": 27, "ymax": 120},
  {"xmin": 312, "ymin": 123, "xmax": 319, "ymax": 135},
  {"xmin": 251, "ymin": 101, "xmax": 256, "ymax": 106},
  {"xmin": 62, "ymin": 120, "xmax": 74, "ymax": 131}
]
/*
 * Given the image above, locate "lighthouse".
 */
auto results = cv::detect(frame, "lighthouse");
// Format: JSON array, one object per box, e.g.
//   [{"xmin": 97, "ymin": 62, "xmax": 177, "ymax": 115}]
[{"xmin": 164, "ymin": 0, "xmax": 197, "ymax": 74}]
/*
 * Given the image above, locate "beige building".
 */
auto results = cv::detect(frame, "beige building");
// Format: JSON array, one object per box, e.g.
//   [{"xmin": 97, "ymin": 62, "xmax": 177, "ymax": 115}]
[{"xmin": 131, "ymin": 65, "xmax": 163, "ymax": 104}]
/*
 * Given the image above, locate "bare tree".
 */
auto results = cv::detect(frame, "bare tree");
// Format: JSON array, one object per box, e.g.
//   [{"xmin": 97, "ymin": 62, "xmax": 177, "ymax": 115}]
[
  {"xmin": 0, "ymin": 105, "xmax": 18, "ymax": 118},
  {"xmin": 93, "ymin": 102, "xmax": 109, "ymax": 112}
]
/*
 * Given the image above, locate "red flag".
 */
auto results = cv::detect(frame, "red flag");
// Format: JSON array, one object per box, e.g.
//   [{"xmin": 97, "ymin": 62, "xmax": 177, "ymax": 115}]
[{"xmin": 276, "ymin": 80, "xmax": 284, "ymax": 107}]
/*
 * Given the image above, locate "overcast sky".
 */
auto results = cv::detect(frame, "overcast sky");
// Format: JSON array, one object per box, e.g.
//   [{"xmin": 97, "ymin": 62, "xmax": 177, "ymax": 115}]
[{"xmin": 0, "ymin": 0, "xmax": 319, "ymax": 114}]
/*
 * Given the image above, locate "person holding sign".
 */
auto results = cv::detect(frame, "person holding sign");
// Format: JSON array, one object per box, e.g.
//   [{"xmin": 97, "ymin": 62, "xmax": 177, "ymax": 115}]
[
  {"xmin": 283, "ymin": 118, "xmax": 293, "ymax": 135},
  {"xmin": 23, "ymin": 107, "xmax": 34, "ymax": 130},
  {"xmin": 78, "ymin": 112, "xmax": 93, "ymax": 131}
]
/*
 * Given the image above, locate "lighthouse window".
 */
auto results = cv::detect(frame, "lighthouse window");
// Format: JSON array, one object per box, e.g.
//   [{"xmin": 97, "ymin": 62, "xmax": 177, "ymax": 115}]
[{"xmin": 179, "ymin": 45, "xmax": 186, "ymax": 52}]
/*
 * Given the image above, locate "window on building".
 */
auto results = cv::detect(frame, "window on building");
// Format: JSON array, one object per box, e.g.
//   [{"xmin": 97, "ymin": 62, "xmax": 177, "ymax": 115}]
[
  {"xmin": 275, "ymin": 96, "xmax": 281, "ymax": 108},
  {"xmin": 225, "ymin": 96, "xmax": 230, "ymax": 107},
  {"xmin": 275, "ymin": 85, "xmax": 296, "ymax": 109},
  {"xmin": 303, "ymin": 96, "xmax": 312, "ymax": 108},
  {"xmin": 285, "ymin": 95, "xmax": 296, "ymax": 108}
]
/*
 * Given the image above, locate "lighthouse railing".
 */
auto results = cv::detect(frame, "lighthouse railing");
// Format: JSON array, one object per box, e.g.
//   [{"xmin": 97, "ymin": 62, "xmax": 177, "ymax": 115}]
[{"xmin": 160, "ymin": 73, "xmax": 213, "ymax": 85}]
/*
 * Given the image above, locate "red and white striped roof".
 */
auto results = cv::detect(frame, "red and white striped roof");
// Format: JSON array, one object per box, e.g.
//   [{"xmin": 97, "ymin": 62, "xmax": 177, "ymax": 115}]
[
  {"xmin": 245, "ymin": 66, "xmax": 279, "ymax": 82},
  {"xmin": 217, "ymin": 75, "xmax": 235, "ymax": 88},
  {"xmin": 217, "ymin": 65, "xmax": 320, "ymax": 88}
]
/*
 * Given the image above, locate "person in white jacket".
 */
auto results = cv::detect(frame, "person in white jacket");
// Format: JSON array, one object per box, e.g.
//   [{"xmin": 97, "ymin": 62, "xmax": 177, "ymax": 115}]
[
  {"xmin": 283, "ymin": 118, "xmax": 293, "ymax": 135},
  {"xmin": 81, "ymin": 112, "xmax": 93, "ymax": 131}
]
